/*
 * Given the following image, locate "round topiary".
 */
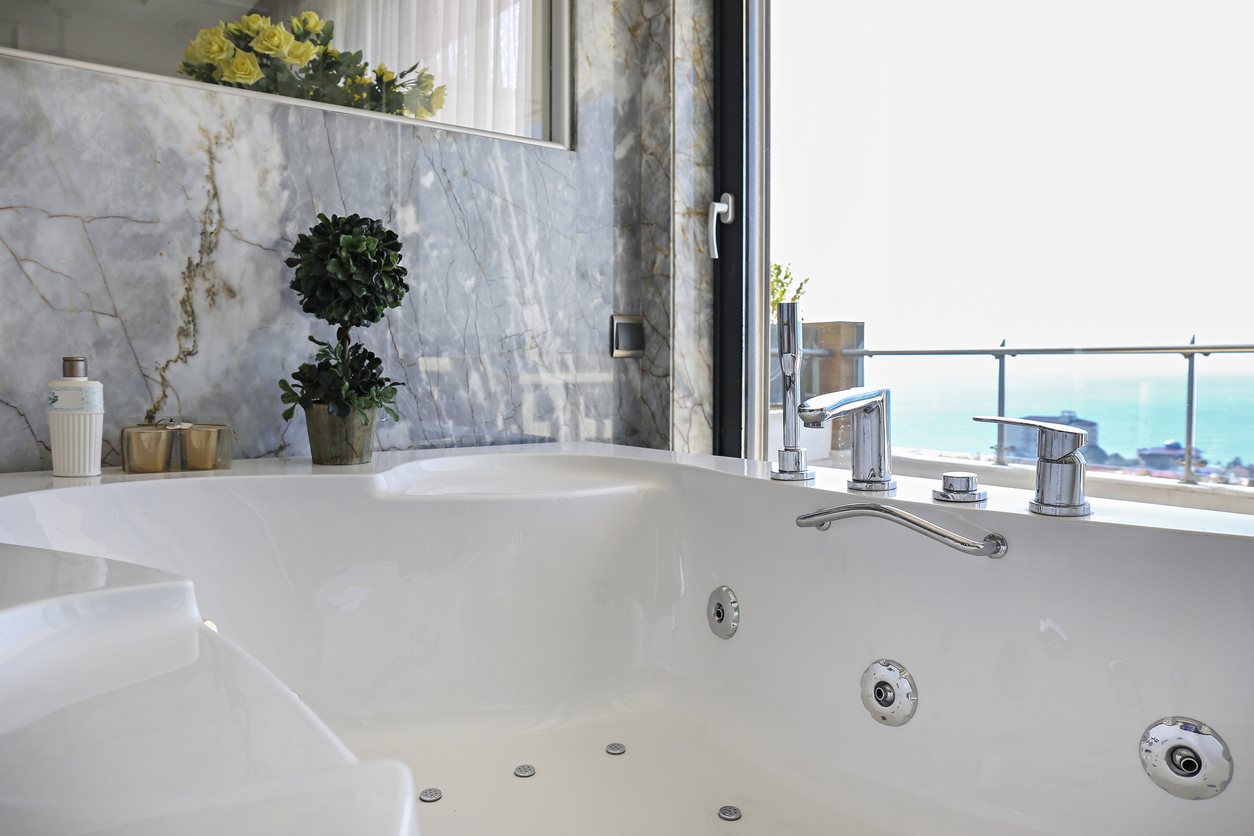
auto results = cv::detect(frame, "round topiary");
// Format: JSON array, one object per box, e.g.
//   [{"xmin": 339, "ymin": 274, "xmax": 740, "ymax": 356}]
[
  {"xmin": 279, "ymin": 212, "xmax": 408, "ymax": 432},
  {"xmin": 284, "ymin": 212, "xmax": 408, "ymax": 328}
]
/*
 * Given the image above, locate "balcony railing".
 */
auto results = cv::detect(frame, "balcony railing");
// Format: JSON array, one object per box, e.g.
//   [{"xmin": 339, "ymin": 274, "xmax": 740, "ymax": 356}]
[{"xmin": 840, "ymin": 339, "xmax": 1254, "ymax": 484}]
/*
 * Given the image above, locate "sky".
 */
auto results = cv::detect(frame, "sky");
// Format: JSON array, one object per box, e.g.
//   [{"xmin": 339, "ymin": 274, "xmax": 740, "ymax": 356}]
[{"xmin": 770, "ymin": 1, "xmax": 1254, "ymax": 362}]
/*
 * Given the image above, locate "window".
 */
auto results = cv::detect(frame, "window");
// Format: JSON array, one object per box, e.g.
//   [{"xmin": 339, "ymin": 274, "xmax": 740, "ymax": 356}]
[{"xmin": 771, "ymin": 2, "xmax": 1254, "ymax": 487}]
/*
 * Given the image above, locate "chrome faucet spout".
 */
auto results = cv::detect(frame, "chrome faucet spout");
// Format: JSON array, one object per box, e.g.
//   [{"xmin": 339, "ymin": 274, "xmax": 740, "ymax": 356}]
[
  {"xmin": 799, "ymin": 387, "xmax": 895, "ymax": 491},
  {"xmin": 799, "ymin": 387, "xmax": 888, "ymax": 428},
  {"xmin": 768, "ymin": 306, "xmax": 895, "ymax": 492}
]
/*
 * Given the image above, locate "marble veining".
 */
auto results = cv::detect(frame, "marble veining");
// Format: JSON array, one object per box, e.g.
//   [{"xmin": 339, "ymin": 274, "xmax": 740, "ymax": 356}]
[
  {"xmin": 0, "ymin": 0, "xmax": 713, "ymax": 473},
  {"xmin": 670, "ymin": 0, "xmax": 715, "ymax": 454}
]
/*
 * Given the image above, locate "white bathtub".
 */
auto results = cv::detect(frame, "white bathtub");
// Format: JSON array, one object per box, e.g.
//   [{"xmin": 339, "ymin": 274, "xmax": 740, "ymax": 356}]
[{"xmin": 1, "ymin": 442, "xmax": 1252, "ymax": 835}]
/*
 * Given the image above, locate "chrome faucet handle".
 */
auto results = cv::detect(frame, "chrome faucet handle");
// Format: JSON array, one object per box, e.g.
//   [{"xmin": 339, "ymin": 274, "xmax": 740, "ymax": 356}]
[
  {"xmin": 771, "ymin": 301, "xmax": 814, "ymax": 483},
  {"xmin": 973, "ymin": 416, "xmax": 1090, "ymax": 516},
  {"xmin": 777, "ymin": 300, "xmax": 800, "ymax": 375},
  {"xmin": 972, "ymin": 416, "xmax": 1086, "ymax": 461}
]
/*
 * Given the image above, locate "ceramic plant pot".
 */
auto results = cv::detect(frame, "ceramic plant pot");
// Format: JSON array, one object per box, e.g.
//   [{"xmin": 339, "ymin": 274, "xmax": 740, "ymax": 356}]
[{"xmin": 304, "ymin": 404, "xmax": 377, "ymax": 465}]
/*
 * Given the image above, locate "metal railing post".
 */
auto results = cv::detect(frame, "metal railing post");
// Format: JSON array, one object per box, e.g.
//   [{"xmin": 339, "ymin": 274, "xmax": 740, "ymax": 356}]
[
  {"xmin": 742, "ymin": 0, "xmax": 770, "ymax": 462},
  {"xmin": 1182, "ymin": 335, "xmax": 1197, "ymax": 484},
  {"xmin": 996, "ymin": 339, "xmax": 1007, "ymax": 465}
]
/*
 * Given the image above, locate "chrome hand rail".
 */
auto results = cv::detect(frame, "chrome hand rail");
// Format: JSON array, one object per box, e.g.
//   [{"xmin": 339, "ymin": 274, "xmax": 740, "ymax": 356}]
[{"xmin": 796, "ymin": 503, "xmax": 1008, "ymax": 559}]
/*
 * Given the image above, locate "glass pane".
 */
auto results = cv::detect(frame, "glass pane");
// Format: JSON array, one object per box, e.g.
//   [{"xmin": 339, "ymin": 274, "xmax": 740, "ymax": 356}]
[
  {"xmin": 3, "ymin": 0, "xmax": 552, "ymax": 140},
  {"xmin": 771, "ymin": 2, "xmax": 1254, "ymax": 483}
]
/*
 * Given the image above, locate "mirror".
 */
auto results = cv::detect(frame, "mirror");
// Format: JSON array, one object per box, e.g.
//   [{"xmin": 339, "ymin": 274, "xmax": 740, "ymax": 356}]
[{"xmin": 1, "ymin": 0, "xmax": 558, "ymax": 141}]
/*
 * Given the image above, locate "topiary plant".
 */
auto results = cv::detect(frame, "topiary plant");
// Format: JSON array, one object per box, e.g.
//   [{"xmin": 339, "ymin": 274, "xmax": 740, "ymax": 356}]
[
  {"xmin": 286, "ymin": 212, "xmax": 408, "ymax": 329},
  {"xmin": 279, "ymin": 337, "xmax": 401, "ymax": 422},
  {"xmin": 280, "ymin": 213, "xmax": 408, "ymax": 428}
]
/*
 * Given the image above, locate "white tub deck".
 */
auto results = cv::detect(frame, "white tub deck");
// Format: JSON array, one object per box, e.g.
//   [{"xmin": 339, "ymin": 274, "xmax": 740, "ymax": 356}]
[{"xmin": 2, "ymin": 443, "xmax": 1253, "ymax": 835}]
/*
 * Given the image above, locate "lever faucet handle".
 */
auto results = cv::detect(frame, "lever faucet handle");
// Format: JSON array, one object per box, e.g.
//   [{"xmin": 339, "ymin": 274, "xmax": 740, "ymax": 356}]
[
  {"xmin": 972, "ymin": 416, "xmax": 1086, "ymax": 461},
  {"xmin": 777, "ymin": 301, "xmax": 801, "ymax": 375}
]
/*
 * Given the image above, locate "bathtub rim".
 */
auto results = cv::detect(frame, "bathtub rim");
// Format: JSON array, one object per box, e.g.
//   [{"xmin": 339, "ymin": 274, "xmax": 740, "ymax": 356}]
[{"xmin": 0, "ymin": 441, "xmax": 1250, "ymax": 541}]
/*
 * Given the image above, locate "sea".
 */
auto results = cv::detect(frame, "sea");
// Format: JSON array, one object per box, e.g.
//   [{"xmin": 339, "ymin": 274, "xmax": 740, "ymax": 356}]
[{"xmin": 861, "ymin": 354, "xmax": 1254, "ymax": 467}]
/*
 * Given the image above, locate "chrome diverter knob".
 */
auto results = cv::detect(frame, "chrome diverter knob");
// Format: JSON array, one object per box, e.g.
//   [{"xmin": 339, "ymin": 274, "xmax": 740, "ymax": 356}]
[{"xmin": 932, "ymin": 471, "xmax": 986, "ymax": 502}]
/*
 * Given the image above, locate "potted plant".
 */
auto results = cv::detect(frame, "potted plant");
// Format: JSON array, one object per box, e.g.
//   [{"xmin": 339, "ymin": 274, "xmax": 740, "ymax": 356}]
[{"xmin": 279, "ymin": 213, "xmax": 408, "ymax": 465}]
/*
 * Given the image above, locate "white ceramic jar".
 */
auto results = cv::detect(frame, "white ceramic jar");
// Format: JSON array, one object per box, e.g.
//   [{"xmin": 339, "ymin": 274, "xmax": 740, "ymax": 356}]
[{"xmin": 47, "ymin": 356, "xmax": 104, "ymax": 477}]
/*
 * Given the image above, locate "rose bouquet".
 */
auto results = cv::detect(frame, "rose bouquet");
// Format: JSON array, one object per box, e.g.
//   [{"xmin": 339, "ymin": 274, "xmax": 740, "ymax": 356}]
[{"xmin": 178, "ymin": 12, "xmax": 446, "ymax": 119}]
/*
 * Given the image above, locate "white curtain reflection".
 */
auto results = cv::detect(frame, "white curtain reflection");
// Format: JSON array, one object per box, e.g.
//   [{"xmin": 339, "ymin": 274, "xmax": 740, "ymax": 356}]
[{"xmin": 272, "ymin": 0, "xmax": 546, "ymax": 138}]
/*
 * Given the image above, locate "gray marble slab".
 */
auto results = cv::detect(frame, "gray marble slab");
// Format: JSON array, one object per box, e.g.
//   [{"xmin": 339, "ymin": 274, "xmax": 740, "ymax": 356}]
[{"xmin": 0, "ymin": 0, "xmax": 713, "ymax": 473}]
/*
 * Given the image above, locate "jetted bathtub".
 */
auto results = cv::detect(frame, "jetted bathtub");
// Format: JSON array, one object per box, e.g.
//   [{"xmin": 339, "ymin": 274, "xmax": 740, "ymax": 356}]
[{"xmin": 1, "ymin": 442, "xmax": 1253, "ymax": 835}]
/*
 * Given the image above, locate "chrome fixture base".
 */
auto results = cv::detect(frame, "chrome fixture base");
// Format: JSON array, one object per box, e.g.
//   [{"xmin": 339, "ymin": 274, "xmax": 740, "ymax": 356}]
[
  {"xmin": 1140, "ymin": 717, "xmax": 1232, "ymax": 799},
  {"xmin": 933, "ymin": 489, "xmax": 986, "ymax": 502},
  {"xmin": 418, "ymin": 788, "xmax": 442, "ymax": 802},
  {"xmin": 848, "ymin": 478, "xmax": 896, "ymax": 492},
  {"xmin": 932, "ymin": 471, "xmax": 986, "ymax": 502},
  {"xmin": 514, "ymin": 764, "xmax": 536, "ymax": 778},
  {"xmin": 798, "ymin": 503, "xmax": 1008, "ymax": 559},
  {"xmin": 718, "ymin": 806, "xmax": 742, "ymax": 821},
  {"xmin": 860, "ymin": 660, "xmax": 917, "ymax": 726},
  {"xmin": 606, "ymin": 743, "xmax": 626, "ymax": 755},
  {"xmin": 707, "ymin": 586, "xmax": 740, "ymax": 639},
  {"xmin": 771, "ymin": 465, "xmax": 815, "ymax": 482},
  {"xmin": 1028, "ymin": 500, "xmax": 1091, "ymax": 517}
]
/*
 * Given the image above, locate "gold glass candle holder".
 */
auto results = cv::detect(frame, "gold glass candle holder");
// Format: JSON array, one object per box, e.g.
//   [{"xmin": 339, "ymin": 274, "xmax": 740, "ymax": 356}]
[
  {"xmin": 121, "ymin": 426, "xmax": 179, "ymax": 474},
  {"xmin": 181, "ymin": 424, "xmax": 232, "ymax": 470}
]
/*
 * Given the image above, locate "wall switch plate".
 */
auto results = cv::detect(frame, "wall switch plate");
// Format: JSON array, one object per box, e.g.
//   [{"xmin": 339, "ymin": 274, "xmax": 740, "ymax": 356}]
[{"xmin": 611, "ymin": 315, "xmax": 645, "ymax": 358}]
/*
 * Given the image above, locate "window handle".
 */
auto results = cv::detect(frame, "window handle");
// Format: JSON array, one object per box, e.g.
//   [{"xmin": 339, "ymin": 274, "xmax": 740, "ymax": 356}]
[{"xmin": 708, "ymin": 193, "xmax": 735, "ymax": 259}]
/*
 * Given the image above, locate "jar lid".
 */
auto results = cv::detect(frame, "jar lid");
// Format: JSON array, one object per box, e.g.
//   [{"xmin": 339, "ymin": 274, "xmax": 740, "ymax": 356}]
[{"xmin": 62, "ymin": 357, "xmax": 87, "ymax": 378}]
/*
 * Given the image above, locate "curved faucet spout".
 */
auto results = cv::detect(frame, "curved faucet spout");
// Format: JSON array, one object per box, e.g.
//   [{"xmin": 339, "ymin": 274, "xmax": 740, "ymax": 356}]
[
  {"xmin": 799, "ymin": 387, "xmax": 889, "ymax": 428},
  {"xmin": 798, "ymin": 387, "xmax": 894, "ymax": 491}
]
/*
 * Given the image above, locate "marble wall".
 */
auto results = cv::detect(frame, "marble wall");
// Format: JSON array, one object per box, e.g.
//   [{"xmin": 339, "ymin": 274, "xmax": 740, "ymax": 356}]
[{"xmin": 0, "ymin": 0, "xmax": 714, "ymax": 473}]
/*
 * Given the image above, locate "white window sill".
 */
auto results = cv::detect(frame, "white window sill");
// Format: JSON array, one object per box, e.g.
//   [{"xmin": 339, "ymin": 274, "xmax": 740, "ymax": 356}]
[{"xmin": 813, "ymin": 448, "xmax": 1254, "ymax": 516}]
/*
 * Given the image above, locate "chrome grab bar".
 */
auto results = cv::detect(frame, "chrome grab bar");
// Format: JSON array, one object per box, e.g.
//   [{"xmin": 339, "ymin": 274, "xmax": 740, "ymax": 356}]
[{"xmin": 796, "ymin": 503, "xmax": 1008, "ymax": 559}]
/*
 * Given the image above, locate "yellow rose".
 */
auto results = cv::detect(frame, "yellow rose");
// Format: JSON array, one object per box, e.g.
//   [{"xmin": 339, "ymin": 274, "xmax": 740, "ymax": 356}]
[
  {"xmin": 218, "ymin": 51, "xmax": 264, "ymax": 85},
  {"xmin": 428, "ymin": 85, "xmax": 446, "ymax": 113},
  {"xmin": 232, "ymin": 14, "xmax": 270, "ymax": 37},
  {"xmin": 283, "ymin": 40, "xmax": 318, "ymax": 67},
  {"xmin": 375, "ymin": 63, "xmax": 395, "ymax": 83},
  {"xmin": 189, "ymin": 25, "xmax": 234, "ymax": 65},
  {"xmin": 323, "ymin": 47, "xmax": 341, "ymax": 59},
  {"xmin": 250, "ymin": 23, "xmax": 295, "ymax": 58},
  {"xmin": 292, "ymin": 11, "xmax": 325, "ymax": 34}
]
